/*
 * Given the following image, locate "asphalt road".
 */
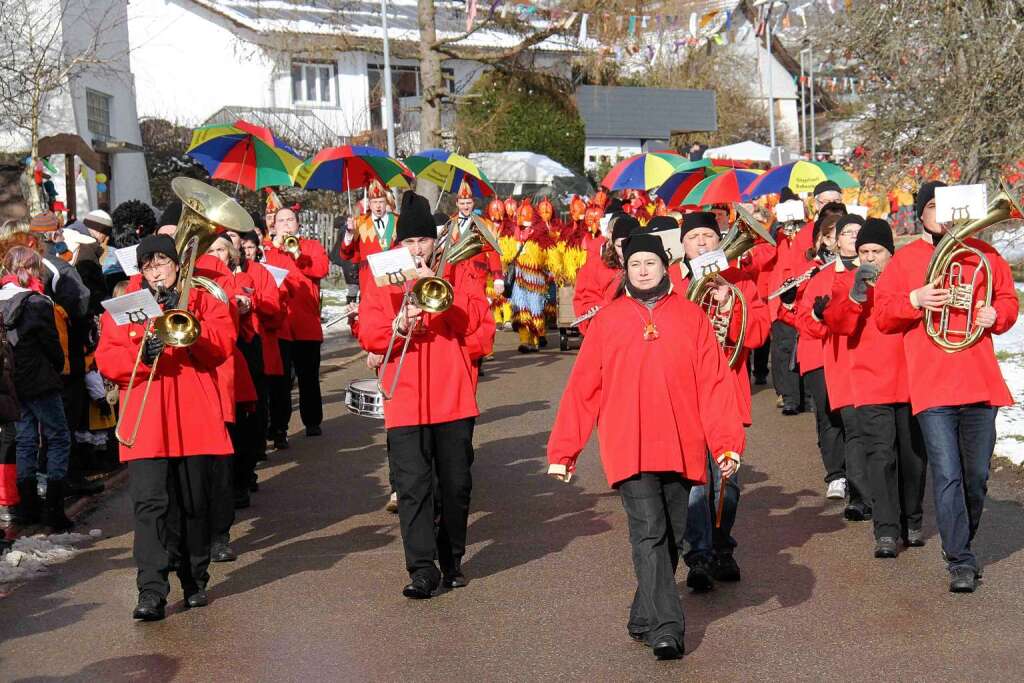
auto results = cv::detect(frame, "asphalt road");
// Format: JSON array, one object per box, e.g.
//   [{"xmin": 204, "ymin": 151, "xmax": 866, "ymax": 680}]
[{"xmin": 2, "ymin": 330, "xmax": 1024, "ymax": 681}]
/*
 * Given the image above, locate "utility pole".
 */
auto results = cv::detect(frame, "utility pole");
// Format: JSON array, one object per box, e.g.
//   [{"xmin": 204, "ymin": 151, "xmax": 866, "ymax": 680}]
[
  {"xmin": 808, "ymin": 41, "xmax": 817, "ymax": 158},
  {"xmin": 765, "ymin": 1, "xmax": 777, "ymax": 152},
  {"xmin": 381, "ymin": 0, "xmax": 396, "ymax": 157}
]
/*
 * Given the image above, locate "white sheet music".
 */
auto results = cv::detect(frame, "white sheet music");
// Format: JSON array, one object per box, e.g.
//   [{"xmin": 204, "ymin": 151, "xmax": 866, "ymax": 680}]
[
  {"xmin": 115, "ymin": 245, "xmax": 140, "ymax": 276},
  {"xmin": 101, "ymin": 289, "xmax": 162, "ymax": 326},
  {"xmin": 367, "ymin": 247, "xmax": 418, "ymax": 287}
]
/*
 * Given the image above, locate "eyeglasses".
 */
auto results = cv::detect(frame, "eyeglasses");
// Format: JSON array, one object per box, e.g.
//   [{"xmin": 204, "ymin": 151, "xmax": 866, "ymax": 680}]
[
  {"xmin": 839, "ymin": 229, "xmax": 860, "ymax": 238},
  {"xmin": 141, "ymin": 256, "xmax": 174, "ymax": 272}
]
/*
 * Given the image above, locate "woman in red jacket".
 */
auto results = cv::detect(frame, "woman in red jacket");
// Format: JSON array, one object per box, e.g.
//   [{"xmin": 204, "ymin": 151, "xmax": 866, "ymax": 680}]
[
  {"xmin": 571, "ymin": 214, "xmax": 637, "ymax": 333},
  {"xmin": 874, "ymin": 181, "xmax": 1018, "ymax": 593},
  {"xmin": 357, "ymin": 191, "xmax": 487, "ymax": 600},
  {"xmin": 96, "ymin": 235, "xmax": 235, "ymax": 621},
  {"xmin": 822, "ymin": 218, "xmax": 927, "ymax": 559},
  {"xmin": 548, "ymin": 232, "xmax": 744, "ymax": 661}
]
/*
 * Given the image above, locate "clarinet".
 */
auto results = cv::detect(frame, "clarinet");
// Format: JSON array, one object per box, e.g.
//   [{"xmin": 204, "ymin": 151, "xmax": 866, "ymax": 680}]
[{"xmin": 767, "ymin": 256, "xmax": 837, "ymax": 301}]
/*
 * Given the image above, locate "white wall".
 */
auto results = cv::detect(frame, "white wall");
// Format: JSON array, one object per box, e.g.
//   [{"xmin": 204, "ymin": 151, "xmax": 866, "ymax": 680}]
[
  {"xmin": 730, "ymin": 28, "xmax": 800, "ymax": 148},
  {"xmin": 584, "ymin": 139, "xmax": 642, "ymax": 171}
]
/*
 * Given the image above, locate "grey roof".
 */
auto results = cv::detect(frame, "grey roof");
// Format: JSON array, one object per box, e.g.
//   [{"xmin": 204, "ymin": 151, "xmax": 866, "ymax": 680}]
[{"xmin": 575, "ymin": 85, "xmax": 717, "ymax": 139}]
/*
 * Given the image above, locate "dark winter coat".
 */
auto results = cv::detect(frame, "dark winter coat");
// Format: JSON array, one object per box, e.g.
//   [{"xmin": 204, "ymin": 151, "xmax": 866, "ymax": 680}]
[{"xmin": 0, "ymin": 286, "xmax": 65, "ymax": 400}]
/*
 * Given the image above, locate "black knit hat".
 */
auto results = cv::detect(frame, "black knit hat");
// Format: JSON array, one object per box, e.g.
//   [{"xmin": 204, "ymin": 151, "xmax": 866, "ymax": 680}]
[
  {"xmin": 159, "ymin": 201, "xmax": 182, "ymax": 228},
  {"xmin": 432, "ymin": 212, "xmax": 449, "ymax": 227},
  {"xmin": 681, "ymin": 211, "xmax": 720, "ymax": 237},
  {"xmin": 856, "ymin": 218, "xmax": 895, "ymax": 255},
  {"xmin": 606, "ymin": 197, "xmax": 624, "ymax": 215},
  {"xmin": 915, "ymin": 180, "xmax": 947, "ymax": 218},
  {"xmin": 137, "ymin": 235, "xmax": 178, "ymax": 265},
  {"xmin": 396, "ymin": 191, "xmax": 436, "ymax": 241},
  {"xmin": 645, "ymin": 215, "xmax": 679, "ymax": 233},
  {"xmin": 610, "ymin": 214, "xmax": 640, "ymax": 241},
  {"xmin": 835, "ymin": 214, "xmax": 866, "ymax": 233},
  {"xmin": 622, "ymin": 232, "xmax": 669, "ymax": 266},
  {"xmin": 813, "ymin": 180, "xmax": 842, "ymax": 197},
  {"xmin": 780, "ymin": 187, "xmax": 800, "ymax": 203}
]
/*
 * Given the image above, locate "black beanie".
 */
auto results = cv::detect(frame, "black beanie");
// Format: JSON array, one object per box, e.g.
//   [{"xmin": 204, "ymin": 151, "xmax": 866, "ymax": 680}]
[
  {"xmin": 396, "ymin": 191, "xmax": 436, "ymax": 241},
  {"xmin": 137, "ymin": 235, "xmax": 178, "ymax": 265},
  {"xmin": 159, "ymin": 201, "xmax": 182, "ymax": 228},
  {"xmin": 681, "ymin": 211, "xmax": 720, "ymax": 237},
  {"xmin": 856, "ymin": 217, "xmax": 895, "ymax": 254},
  {"xmin": 606, "ymin": 197, "xmax": 624, "ymax": 215},
  {"xmin": 835, "ymin": 214, "xmax": 866, "ymax": 233},
  {"xmin": 915, "ymin": 180, "xmax": 947, "ymax": 218},
  {"xmin": 611, "ymin": 214, "xmax": 640, "ymax": 241},
  {"xmin": 432, "ymin": 211, "xmax": 449, "ymax": 227},
  {"xmin": 622, "ymin": 232, "xmax": 669, "ymax": 266},
  {"xmin": 780, "ymin": 187, "xmax": 800, "ymax": 203},
  {"xmin": 645, "ymin": 215, "xmax": 679, "ymax": 233},
  {"xmin": 813, "ymin": 180, "xmax": 842, "ymax": 197}
]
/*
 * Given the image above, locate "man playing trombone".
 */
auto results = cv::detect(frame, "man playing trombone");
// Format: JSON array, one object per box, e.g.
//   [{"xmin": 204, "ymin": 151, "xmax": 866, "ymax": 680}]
[{"xmin": 357, "ymin": 191, "xmax": 489, "ymax": 599}]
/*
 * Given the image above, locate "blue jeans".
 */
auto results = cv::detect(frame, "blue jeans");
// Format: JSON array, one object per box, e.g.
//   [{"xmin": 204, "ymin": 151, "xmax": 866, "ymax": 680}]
[
  {"xmin": 15, "ymin": 392, "xmax": 70, "ymax": 482},
  {"xmin": 916, "ymin": 403, "xmax": 997, "ymax": 573},
  {"xmin": 684, "ymin": 454, "xmax": 740, "ymax": 564}
]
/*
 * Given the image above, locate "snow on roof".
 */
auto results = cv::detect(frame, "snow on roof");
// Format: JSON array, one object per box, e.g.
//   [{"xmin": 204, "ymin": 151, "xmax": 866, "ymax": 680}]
[
  {"xmin": 190, "ymin": 0, "xmax": 576, "ymax": 52},
  {"xmin": 469, "ymin": 151, "xmax": 578, "ymax": 182}
]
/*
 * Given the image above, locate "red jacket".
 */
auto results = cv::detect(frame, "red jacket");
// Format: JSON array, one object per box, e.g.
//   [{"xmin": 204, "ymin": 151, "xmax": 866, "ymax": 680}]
[
  {"xmin": 793, "ymin": 261, "xmax": 858, "ymax": 409},
  {"xmin": 195, "ymin": 255, "xmax": 240, "ymax": 424},
  {"xmin": 357, "ymin": 257, "xmax": 486, "ymax": 428},
  {"xmin": 874, "ymin": 237, "xmax": 1017, "ymax": 413},
  {"xmin": 674, "ymin": 267, "xmax": 770, "ymax": 426},
  {"xmin": 264, "ymin": 237, "xmax": 329, "ymax": 342},
  {"xmin": 822, "ymin": 281, "xmax": 909, "ymax": 407},
  {"xmin": 779, "ymin": 258, "xmax": 838, "ymax": 375},
  {"xmin": 548, "ymin": 291, "xmax": 745, "ymax": 487},
  {"xmin": 242, "ymin": 261, "xmax": 284, "ymax": 375},
  {"xmin": 572, "ymin": 241, "xmax": 620, "ymax": 334},
  {"xmin": 96, "ymin": 285, "xmax": 234, "ymax": 460}
]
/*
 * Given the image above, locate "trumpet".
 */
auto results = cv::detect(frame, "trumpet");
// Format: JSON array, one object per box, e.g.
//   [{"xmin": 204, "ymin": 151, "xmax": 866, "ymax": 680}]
[
  {"xmin": 687, "ymin": 204, "xmax": 775, "ymax": 367},
  {"xmin": 376, "ymin": 215, "xmax": 500, "ymax": 402},
  {"xmin": 115, "ymin": 178, "xmax": 251, "ymax": 446},
  {"xmin": 282, "ymin": 234, "xmax": 301, "ymax": 257}
]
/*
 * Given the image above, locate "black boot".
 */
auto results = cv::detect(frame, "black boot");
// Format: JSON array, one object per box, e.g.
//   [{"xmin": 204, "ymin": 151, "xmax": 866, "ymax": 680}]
[
  {"xmin": 16, "ymin": 479, "xmax": 41, "ymax": 526},
  {"xmin": 44, "ymin": 479, "xmax": 73, "ymax": 532}
]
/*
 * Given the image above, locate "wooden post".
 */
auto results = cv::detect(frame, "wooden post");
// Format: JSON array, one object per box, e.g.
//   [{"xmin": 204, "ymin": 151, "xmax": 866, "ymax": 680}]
[{"xmin": 64, "ymin": 153, "xmax": 77, "ymax": 219}]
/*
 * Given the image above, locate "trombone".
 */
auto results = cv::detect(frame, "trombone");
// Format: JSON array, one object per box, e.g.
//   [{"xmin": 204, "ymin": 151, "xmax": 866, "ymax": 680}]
[
  {"xmin": 115, "ymin": 178, "xmax": 252, "ymax": 446},
  {"xmin": 376, "ymin": 215, "xmax": 500, "ymax": 401}
]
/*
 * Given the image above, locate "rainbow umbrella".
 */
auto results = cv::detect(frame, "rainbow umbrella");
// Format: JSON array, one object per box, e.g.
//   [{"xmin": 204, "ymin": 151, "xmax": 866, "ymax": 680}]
[
  {"xmin": 293, "ymin": 145, "xmax": 413, "ymax": 192},
  {"xmin": 681, "ymin": 169, "xmax": 765, "ymax": 205},
  {"xmin": 404, "ymin": 149, "xmax": 494, "ymax": 197},
  {"xmin": 653, "ymin": 160, "xmax": 725, "ymax": 206},
  {"xmin": 745, "ymin": 160, "xmax": 859, "ymax": 199},
  {"xmin": 187, "ymin": 120, "xmax": 302, "ymax": 190},
  {"xmin": 601, "ymin": 153, "xmax": 702, "ymax": 191}
]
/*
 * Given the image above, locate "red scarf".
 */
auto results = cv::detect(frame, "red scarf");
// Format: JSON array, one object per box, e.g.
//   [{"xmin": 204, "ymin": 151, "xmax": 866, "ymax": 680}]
[{"xmin": 1, "ymin": 274, "xmax": 44, "ymax": 294}]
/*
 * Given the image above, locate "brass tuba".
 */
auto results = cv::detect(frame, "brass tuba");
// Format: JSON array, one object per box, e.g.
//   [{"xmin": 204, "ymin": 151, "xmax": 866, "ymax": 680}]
[
  {"xmin": 115, "ymin": 178, "xmax": 252, "ymax": 446},
  {"xmin": 923, "ymin": 180, "xmax": 1022, "ymax": 353},
  {"xmin": 686, "ymin": 204, "xmax": 775, "ymax": 368}
]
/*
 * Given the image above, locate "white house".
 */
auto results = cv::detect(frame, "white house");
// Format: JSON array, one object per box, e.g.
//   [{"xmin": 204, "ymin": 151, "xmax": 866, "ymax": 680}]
[
  {"xmin": 127, "ymin": 0, "xmax": 573, "ymax": 155},
  {"xmin": 0, "ymin": 0, "xmax": 151, "ymax": 217}
]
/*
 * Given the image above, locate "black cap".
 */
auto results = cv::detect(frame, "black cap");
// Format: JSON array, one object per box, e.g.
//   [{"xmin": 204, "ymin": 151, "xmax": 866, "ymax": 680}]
[
  {"xmin": 137, "ymin": 235, "xmax": 178, "ymax": 265},
  {"xmin": 396, "ymin": 191, "xmax": 436, "ymax": 241},
  {"xmin": 856, "ymin": 217, "xmax": 895, "ymax": 255},
  {"xmin": 432, "ymin": 212, "xmax": 449, "ymax": 227},
  {"xmin": 916, "ymin": 180, "xmax": 947, "ymax": 218},
  {"xmin": 645, "ymin": 215, "xmax": 679, "ymax": 233},
  {"xmin": 780, "ymin": 187, "xmax": 800, "ymax": 203},
  {"xmin": 813, "ymin": 180, "xmax": 842, "ymax": 196},
  {"xmin": 610, "ymin": 214, "xmax": 641, "ymax": 241},
  {"xmin": 606, "ymin": 197, "xmax": 624, "ymax": 215},
  {"xmin": 159, "ymin": 201, "xmax": 182, "ymax": 228},
  {"xmin": 681, "ymin": 211, "xmax": 720, "ymax": 237},
  {"xmin": 835, "ymin": 214, "xmax": 866, "ymax": 233},
  {"xmin": 622, "ymin": 232, "xmax": 669, "ymax": 266}
]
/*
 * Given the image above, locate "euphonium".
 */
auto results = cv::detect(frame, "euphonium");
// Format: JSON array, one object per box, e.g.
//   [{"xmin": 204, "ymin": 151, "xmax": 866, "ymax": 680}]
[
  {"xmin": 923, "ymin": 180, "xmax": 1023, "ymax": 353},
  {"xmin": 686, "ymin": 204, "xmax": 775, "ymax": 368},
  {"xmin": 115, "ymin": 178, "xmax": 253, "ymax": 446}
]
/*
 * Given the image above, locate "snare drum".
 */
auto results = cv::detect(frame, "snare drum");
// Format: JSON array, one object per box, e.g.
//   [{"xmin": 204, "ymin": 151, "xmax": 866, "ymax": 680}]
[{"xmin": 345, "ymin": 378, "xmax": 384, "ymax": 419}]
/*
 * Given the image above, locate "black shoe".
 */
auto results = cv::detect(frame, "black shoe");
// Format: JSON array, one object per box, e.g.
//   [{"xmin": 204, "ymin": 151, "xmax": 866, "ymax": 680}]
[
  {"xmin": 781, "ymin": 404, "xmax": 800, "ymax": 415},
  {"xmin": 305, "ymin": 425, "xmax": 322, "ymax": 437},
  {"xmin": 949, "ymin": 566, "xmax": 977, "ymax": 593},
  {"xmin": 442, "ymin": 563, "xmax": 468, "ymax": 589},
  {"xmin": 844, "ymin": 503, "xmax": 872, "ymax": 522},
  {"xmin": 517, "ymin": 344, "xmax": 531, "ymax": 354},
  {"xmin": 273, "ymin": 433, "xmax": 289, "ymax": 450},
  {"xmin": 402, "ymin": 575, "xmax": 437, "ymax": 599},
  {"xmin": 538, "ymin": 335, "xmax": 548, "ymax": 348},
  {"xmin": 904, "ymin": 528, "xmax": 925, "ymax": 547},
  {"xmin": 185, "ymin": 589, "xmax": 209, "ymax": 609},
  {"xmin": 15, "ymin": 479, "xmax": 41, "ymax": 525},
  {"xmin": 233, "ymin": 491, "xmax": 251, "ymax": 509},
  {"xmin": 753, "ymin": 376, "xmax": 768, "ymax": 386},
  {"xmin": 628, "ymin": 630, "xmax": 648, "ymax": 643},
  {"xmin": 43, "ymin": 480, "xmax": 73, "ymax": 532},
  {"xmin": 211, "ymin": 544, "xmax": 237, "ymax": 563},
  {"xmin": 132, "ymin": 591, "xmax": 166, "ymax": 621},
  {"xmin": 65, "ymin": 474, "xmax": 104, "ymax": 497},
  {"xmin": 874, "ymin": 537, "xmax": 898, "ymax": 559},
  {"xmin": 651, "ymin": 636, "xmax": 683, "ymax": 660},
  {"xmin": 712, "ymin": 555, "xmax": 741, "ymax": 582},
  {"xmin": 686, "ymin": 561, "xmax": 714, "ymax": 592}
]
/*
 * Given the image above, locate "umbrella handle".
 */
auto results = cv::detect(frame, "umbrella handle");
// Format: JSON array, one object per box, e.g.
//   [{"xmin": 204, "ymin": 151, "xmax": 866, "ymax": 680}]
[
  {"xmin": 433, "ymin": 163, "xmax": 454, "ymax": 211},
  {"xmin": 346, "ymin": 165, "xmax": 353, "ymax": 214},
  {"xmin": 234, "ymin": 138, "xmax": 252, "ymax": 197}
]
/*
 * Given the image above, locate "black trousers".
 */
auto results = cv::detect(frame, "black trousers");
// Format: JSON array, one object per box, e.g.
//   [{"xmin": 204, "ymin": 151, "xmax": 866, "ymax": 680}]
[
  {"xmin": 858, "ymin": 403, "xmax": 928, "ymax": 539},
  {"xmin": 127, "ymin": 456, "xmax": 212, "ymax": 598},
  {"xmin": 240, "ymin": 334, "xmax": 267, "ymax": 462},
  {"xmin": 291, "ymin": 340, "xmax": 323, "ymax": 429},
  {"xmin": 268, "ymin": 339, "xmax": 293, "ymax": 436},
  {"xmin": 618, "ymin": 472, "xmax": 689, "ymax": 647},
  {"xmin": 840, "ymin": 406, "xmax": 870, "ymax": 507},
  {"xmin": 752, "ymin": 337, "xmax": 771, "ymax": 382},
  {"xmin": 804, "ymin": 368, "xmax": 846, "ymax": 484},
  {"xmin": 770, "ymin": 321, "xmax": 801, "ymax": 407},
  {"xmin": 387, "ymin": 418, "xmax": 474, "ymax": 582},
  {"xmin": 209, "ymin": 454, "xmax": 234, "ymax": 546}
]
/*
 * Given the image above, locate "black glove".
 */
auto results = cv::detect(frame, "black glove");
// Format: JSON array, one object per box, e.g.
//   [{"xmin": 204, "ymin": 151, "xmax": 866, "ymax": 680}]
[
  {"xmin": 851, "ymin": 263, "xmax": 879, "ymax": 303},
  {"xmin": 812, "ymin": 295, "xmax": 831, "ymax": 320},
  {"xmin": 156, "ymin": 287, "xmax": 179, "ymax": 310},
  {"xmin": 141, "ymin": 335, "xmax": 165, "ymax": 366},
  {"xmin": 779, "ymin": 283, "xmax": 798, "ymax": 305}
]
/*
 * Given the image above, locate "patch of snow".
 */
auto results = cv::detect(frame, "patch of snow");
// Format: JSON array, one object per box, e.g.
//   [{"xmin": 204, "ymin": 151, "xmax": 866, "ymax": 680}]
[
  {"xmin": 996, "ymin": 295, "xmax": 1024, "ymax": 465},
  {"xmin": 0, "ymin": 532, "xmax": 99, "ymax": 585}
]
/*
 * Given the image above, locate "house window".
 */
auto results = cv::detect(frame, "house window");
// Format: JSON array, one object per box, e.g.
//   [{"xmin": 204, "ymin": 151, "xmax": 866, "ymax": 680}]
[
  {"xmin": 86, "ymin": 89, "xmax": 112, "ymax": 138},
  {"xmin": 291, "ymin": 62, "xmax": 335, "ymax": 105},
  {"xmin": 366, "ymin": 63, "xmax": 455, "ymax": 129}
]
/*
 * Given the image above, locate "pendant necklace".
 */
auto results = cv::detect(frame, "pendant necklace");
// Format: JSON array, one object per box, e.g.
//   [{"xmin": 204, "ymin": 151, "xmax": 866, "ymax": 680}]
[{"xmin": 634, "ymin": 305, "xmax": 660, "ymax": 341}]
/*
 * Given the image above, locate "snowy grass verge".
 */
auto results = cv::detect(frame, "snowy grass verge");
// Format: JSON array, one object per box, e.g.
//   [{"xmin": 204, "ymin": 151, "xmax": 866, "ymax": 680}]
[{"xmin": 1, "ymin": 530, "xmax": 102, "ymax": 586}]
